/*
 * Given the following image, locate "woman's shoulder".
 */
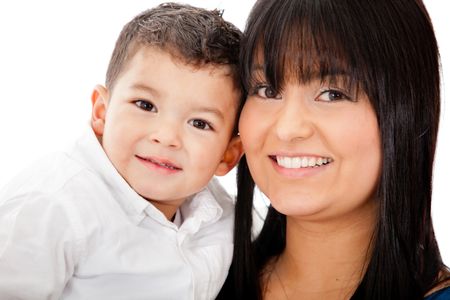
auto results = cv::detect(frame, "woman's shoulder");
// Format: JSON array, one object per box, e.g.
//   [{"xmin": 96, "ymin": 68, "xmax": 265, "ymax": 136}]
[
  {"xmin": 425, "ymin": 271, "xmax": 450, "ymax": 300},
  {"xmin": 425, "ymin": 286, "xmax": 450, "ymax": 300}
]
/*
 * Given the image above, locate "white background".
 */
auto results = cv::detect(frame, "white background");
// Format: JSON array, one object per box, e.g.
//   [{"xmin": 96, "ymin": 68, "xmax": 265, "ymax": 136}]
[{"xmin": 0, "ymin": 1, "xmax": 448, "ymax": 264}]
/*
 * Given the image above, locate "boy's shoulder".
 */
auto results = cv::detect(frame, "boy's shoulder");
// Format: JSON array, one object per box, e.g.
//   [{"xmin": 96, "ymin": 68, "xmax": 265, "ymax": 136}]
[
  {"xmin": 0, "ymin": 129, "xmax": 110, "ymax": 210},
  {"xmin": 0, "ymin": 150, "xmax": 100, "ymax": 248},
  {"xmin": 0, "ymin": 149, "xmax": 98, "ymax": 208},
  {"xmin": 1, "ymin": 128, "xmax": 119, "ymax": 202},
  {"xmin": 1, "ymin": 151, "xmax": 84, "ymax": 194}
]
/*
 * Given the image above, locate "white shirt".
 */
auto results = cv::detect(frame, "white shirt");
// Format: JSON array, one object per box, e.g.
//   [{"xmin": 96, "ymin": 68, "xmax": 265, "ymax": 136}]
[{"xmin": 0, "ymin": 128, "xmax": 234, "ymax": 300}]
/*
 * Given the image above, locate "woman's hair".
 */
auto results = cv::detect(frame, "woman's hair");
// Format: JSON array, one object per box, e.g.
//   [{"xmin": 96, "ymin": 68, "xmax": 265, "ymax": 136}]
[{"xmin": 218, "ymin": 0, "xmax": 446, "ymax": 299}]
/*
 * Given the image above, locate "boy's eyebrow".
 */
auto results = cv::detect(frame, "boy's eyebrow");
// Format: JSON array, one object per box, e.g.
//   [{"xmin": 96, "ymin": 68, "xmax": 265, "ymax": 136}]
[
  {"xmin": 193, "ymin": 106, "xmax": 225, "ymax": 120},
  {"xmin": 129, "ymin": 83, "xmax": 160, "ymax": 96},
  {"xmin": 130, "ymin": 83, "xmax": 225, "ymax": 120}
]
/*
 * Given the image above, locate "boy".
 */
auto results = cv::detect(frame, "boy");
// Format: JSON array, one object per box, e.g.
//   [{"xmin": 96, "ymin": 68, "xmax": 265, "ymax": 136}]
[{"xmin": 0, "ymin": 3, "xmax": 242, "ymax": 299}]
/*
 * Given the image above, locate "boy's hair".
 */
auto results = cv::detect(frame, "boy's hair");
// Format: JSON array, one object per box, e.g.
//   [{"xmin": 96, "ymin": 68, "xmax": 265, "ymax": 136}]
[{"xmin": 105, "ymin": 2, "xmax": 242, "ymax": 91}]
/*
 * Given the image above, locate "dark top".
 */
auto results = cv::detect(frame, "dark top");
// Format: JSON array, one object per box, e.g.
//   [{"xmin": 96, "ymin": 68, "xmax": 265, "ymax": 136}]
[{"xmin": 425, "ymin": 286, "xmax": 450, "ymax": 299}]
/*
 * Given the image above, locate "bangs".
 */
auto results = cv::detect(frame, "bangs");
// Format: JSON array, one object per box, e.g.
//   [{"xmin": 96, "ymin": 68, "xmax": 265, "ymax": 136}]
[{"xmin": 241, "ymin": 0, "xmax": 368, "ymax": 94}]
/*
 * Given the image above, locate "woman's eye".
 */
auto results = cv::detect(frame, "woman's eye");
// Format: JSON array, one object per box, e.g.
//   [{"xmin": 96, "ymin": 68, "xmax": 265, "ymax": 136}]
[
  {"xmin": 189, "ymin": 119, "xmax": 212, "ymax": 130},
  {"xmin": 134, "ymin": 100, "xmax": 156, "ymax": 112},
  {"xmin": 316, "ymin": 89, "xmax": 351, "ymax": 102},
  {"xmin": 253, "ymin": 85, "xmax": 281, "ymax": 99}
]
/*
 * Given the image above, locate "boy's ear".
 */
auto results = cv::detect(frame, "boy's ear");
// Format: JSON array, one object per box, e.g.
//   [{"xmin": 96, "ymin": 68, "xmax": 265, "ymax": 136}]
[
  {"xmin": 215, "ymin": 136, "xmax": 243, "ymax": 176},
  {"xmin": 91, "ymin": 85, "xmax": 109, "ymax": 136}
]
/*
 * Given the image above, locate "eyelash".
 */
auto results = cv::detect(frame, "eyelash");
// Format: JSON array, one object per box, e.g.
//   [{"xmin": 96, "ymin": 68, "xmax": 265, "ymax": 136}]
[
  {"xmin": 188, "ymin": 119, "xmax": 214, "ymax": 131},
  {"xmin": 134, "ymin": 100, "xmax": 157, "ymax": 112},
  {"xmin": 316, "ymin": 89, "xmax": 353, "ymax": 102},
  {"xmin": 249, "ymin": 84, "xmax": 281, "ymax": 99},
  {"xmin": 249, "ymin": 83, "xmax": 353, "ymax": 103},
  {"xmin": 133, "ymin": 100, "xmax": 213, "ymax": 131}
]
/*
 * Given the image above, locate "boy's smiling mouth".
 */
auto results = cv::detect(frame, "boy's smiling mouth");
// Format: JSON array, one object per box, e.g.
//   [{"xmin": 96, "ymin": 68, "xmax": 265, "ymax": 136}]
[
  {"xmin": 135, "ymin": 155, "xmax": 182, "ymax": 171},
  {"xmin": 270, "ymin": 155, "xmax": 333, "ymax": 169}
]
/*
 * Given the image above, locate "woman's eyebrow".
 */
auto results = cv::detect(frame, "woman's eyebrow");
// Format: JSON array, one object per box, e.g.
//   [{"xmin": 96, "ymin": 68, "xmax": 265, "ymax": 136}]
[
  {"xmin": 250, "ymin": 64, "xmax": 264, "ymax": 72},
  {"xmin": 251, "ymin": 64, "xmax": 350, "ymax": 77}
]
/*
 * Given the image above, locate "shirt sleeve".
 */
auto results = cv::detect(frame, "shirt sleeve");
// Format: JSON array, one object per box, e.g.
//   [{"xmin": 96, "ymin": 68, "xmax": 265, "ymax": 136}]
[{"xmin": 0, "ymin": 193, "xmax": 83, "ymax": 300}]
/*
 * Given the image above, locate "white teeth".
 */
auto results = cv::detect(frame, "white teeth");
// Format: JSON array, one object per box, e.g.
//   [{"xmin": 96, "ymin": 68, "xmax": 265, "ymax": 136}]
[
  {"xmin": 293, "ymin": 157, "xmax": 301, "ymax": 168},
  {"xmin": 301, "ymin": 157, "xmax": 308, "ymax": 168},
  {"xmin": 317, "ymin": 158, "xmax": 323, "ymax": 165},
  {"xmin": 276, "ymin": 156, "xmax": 332, "ymax": 169},
  {"xmin": 159, "ymin": 162, "xmax": 174, "ymax": 169},
  {"xmin": 147, "ymin": 158, "xmax": 178, "ymax": 170}
]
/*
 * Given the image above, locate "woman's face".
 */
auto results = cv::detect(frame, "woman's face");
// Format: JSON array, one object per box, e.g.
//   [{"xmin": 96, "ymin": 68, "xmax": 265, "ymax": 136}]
[{"xmin": 239, "ymin": 74, "xmax": 381, "ymax": 221}]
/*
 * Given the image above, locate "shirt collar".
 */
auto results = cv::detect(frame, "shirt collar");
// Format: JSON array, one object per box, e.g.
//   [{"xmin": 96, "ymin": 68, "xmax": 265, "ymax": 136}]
[{"xmin": 177, "ymin": 182, "xmax": 223, "ymax": 234}]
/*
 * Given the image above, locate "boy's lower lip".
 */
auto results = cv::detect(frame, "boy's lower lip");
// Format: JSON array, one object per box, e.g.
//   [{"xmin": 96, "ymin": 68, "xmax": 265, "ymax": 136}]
[
  {"xmin": 135, "ymin": 155, "xmax": 182, "ymax": 174},
  {"xmin": 269, "ymin": 156, "xmax": 330, "ymax": 178}
]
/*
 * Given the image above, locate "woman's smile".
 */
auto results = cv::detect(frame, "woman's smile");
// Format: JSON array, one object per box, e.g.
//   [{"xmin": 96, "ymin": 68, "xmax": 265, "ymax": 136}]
[{"xmin": 268, "ymin": 154, "xmax": 334, "ymax": 179}]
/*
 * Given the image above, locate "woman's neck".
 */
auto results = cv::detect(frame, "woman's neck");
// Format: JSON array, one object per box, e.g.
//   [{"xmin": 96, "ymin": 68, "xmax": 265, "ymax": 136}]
[{"xmin": 264, "ymin": 201, "xmax": 378, "ymax": 300}]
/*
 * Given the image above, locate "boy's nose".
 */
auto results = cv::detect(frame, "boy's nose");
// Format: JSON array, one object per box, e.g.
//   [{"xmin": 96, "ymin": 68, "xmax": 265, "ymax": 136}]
[
  {"xmin": 150, "ymin": 135, "xmax": 181, "ymax": 148},
  {"xmin": 148, "ymin": 121, "xmax": 182, "ymax": 149}
]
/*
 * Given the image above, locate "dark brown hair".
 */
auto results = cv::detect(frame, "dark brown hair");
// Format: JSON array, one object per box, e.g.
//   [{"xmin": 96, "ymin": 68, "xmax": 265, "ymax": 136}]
[{"xmin": 105, "ymin": 2, "xmax": 242, "ymax": 91}]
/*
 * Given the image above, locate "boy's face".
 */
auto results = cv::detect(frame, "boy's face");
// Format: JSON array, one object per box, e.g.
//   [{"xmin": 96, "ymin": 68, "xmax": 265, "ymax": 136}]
[{"xmin": 91, "ymin": 47, "xmax": 242, "ymax": 219}]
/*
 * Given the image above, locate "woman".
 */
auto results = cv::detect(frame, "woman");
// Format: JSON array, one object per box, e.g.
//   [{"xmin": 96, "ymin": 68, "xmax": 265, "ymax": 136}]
[{"xmin": 218, "ymin": 0, "xmax": 450, "ymax": 299}]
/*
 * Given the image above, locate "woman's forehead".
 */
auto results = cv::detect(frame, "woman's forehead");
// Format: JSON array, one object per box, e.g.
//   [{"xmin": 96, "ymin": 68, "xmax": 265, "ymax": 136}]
[{"xmin": 249, "ymin": 53, "xmax": 358, "ymax": 93}]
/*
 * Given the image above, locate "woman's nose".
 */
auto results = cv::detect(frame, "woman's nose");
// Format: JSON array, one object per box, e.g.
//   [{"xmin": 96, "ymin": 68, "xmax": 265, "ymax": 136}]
[{"xmin": 274, "ymin": 96, "xmax": 314, "ymax": 142}]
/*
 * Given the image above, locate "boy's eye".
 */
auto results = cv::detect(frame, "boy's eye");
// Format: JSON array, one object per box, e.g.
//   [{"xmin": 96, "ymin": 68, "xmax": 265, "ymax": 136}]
[
  {"xmin": 134, "ymin": 100, "xmax": 157, "ymax": 112},
  {"xmin": 252, "ymin": 85, "xmax": 282, "ymax": 99},
  {"xmin": 316, "ymin": 89, "xmax": 352, "ymax": 102},
  {"xmin": 189, "ymin": 119, "xmax": 212, "ymax": 130}
]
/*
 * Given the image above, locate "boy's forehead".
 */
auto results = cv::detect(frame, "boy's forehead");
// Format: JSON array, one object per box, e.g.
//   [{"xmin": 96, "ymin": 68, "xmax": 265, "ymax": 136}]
[
  {"xmin": 123, "ymin": 46, "xmax": 241, "ymax": 102},
  {"xmin": 164, "ymin": 49, "xmax": 242, "ymax": 107},
  {"xmin": 129, "ymin": 45, "xmax": 239, "ymax": 79}
]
